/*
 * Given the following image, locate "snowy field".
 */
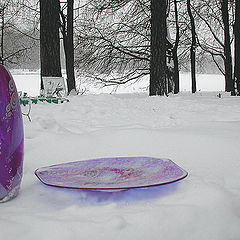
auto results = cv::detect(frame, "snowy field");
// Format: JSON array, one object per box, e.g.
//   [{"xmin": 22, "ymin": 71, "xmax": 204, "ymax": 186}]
[
  {"xmin": 11, "ymin": 70, "xmax": 225, "ymax": 95},
  {"xmin": 1, "ymin": 72, "xmax": 240, "ymax": 240}
]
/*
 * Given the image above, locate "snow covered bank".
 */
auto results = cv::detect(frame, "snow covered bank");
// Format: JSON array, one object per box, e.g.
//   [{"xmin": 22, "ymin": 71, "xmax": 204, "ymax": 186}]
[{"xmin": 1, "ymin": 89, "xmax": 240, "ymax": 240}]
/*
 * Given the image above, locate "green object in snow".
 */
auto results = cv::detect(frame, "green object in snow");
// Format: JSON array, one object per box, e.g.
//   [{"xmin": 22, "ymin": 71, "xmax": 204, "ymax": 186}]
[{"xmin": 19, "ymin": 96, "xmax": 69, "ymax": 105}]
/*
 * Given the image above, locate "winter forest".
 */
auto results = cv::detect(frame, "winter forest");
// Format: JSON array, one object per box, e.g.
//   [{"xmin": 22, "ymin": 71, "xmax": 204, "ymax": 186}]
[
  {"xmin": 0, "ymin": 0, "xmax": 240, "ymax": 96},
  {"xmin": 1, "ymin": 1, "xmax": 240, "ymax": 240}
]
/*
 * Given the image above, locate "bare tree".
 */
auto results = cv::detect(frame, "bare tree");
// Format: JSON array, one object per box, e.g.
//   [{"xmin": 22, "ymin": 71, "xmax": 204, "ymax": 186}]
[
  {"xmin": 172, "ymin": 0, "xmax": 180, "ymax": 94},
  {"xmin": 149, "ymin": 0, "xmax": 167, "ymax": 96},
  {"xmin": 40, "ymin": 0, "xmax": 62, "ymax": 89},
  {"xmin": 220, "ymin": 0, "xmax": 235, "ymax": 95},
  {"xmin": 74, "ymin": 0, "xmax": 151, "ymax": 86},
  {"xmin": 187, "ymin": 0, "xmax": 197, "ymax": 93},
  {"xmin": 74, "ymin": 0, "xmax": 174, "ymax": 95},
  {"xmin": 191, "ymin": 0, "xmax": 236, "ymax": 94},
  {"xmin": 74, "ymin": 0, "xmax": 238, "ymax": 95},
  {"xmin": 192, "ymin": 1, "xmax": 225, "ymax": 75},
  {"xmin": 60, "ymin": 0, "xmax": 76, "ymax": 94}
]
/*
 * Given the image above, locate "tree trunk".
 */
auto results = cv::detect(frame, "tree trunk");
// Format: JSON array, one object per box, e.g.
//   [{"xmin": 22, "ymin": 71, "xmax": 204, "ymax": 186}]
[
  {"xmin": 149, "ymin": 0, "xmax": 167, "ymax": 96},
  {"xmin": 221, "ymin": 0, "xmax": 235, "ymax": 95},
  {"xmin": 173, "ymin": 0, "xmax": 180, "ymax": 94},
  {"xmin": 234, "ymin": 0, "xmax": 240, "ymax": 95},
  {"xmin": 187, "ymin": 0, "xmax": 197, "ymax": 93},
  {"xmin": 40, "ymin": 0, "xmax": 62, "ymax": 90},
  {"xmin": 64, "ymin": 0, "xmax": 76, "ymax": 94}
]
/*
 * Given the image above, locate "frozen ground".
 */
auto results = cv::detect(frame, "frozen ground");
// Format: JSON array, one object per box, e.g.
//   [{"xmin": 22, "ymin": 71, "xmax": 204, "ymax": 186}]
[{"xmin": 0, "ymin": 73, "xmax": 240, "ymax": 240}]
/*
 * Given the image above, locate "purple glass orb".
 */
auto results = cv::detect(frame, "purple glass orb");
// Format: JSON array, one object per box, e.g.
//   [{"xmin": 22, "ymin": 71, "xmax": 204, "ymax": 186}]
[{"xmin": 0, "ymin": 65, "xmax": 24, "ymax": 202}]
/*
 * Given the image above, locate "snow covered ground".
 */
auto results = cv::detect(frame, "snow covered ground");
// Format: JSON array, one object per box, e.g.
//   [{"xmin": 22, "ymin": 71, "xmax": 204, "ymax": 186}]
[
  {"xmin": 11, "ymin": 70, "xmax": 225, "ymax": 95},
  {"xmin": 1, "ymin": 72, "xmax": 240, "ymax": 240}
]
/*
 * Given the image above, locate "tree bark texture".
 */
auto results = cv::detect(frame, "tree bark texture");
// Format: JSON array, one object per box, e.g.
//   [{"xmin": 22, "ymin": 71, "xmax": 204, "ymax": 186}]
[
  {"xmin": 150, "ymin": 0, "xmax": 167, "ymax": 96},
  {"xmin": 187, "ymin": 0, "xmax": 197, "ymax": 93},
  {"xmin": 234, "ymin": 0, "xmax": 240, "ymax": 95},
  {"xmin": 40, "ymin": 0, "xmax": 62, "ymax": 90},
  {"xmin": 64, "ymin": 0, "xmax": 76, "ymax": 94},
  {"xmin": 221, "ymin": 0, "xmax": 235, "ymax": 95}
]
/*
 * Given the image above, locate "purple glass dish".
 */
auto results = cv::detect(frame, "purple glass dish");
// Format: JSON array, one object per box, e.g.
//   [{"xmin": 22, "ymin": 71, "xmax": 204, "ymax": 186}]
[
  {"xmin": 35, "ymin": 157, "xmax": 188, "ymax": 190},
  {"xmin": 0, "ymin": 65, "xmax": 24, "ymax": 202}
]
